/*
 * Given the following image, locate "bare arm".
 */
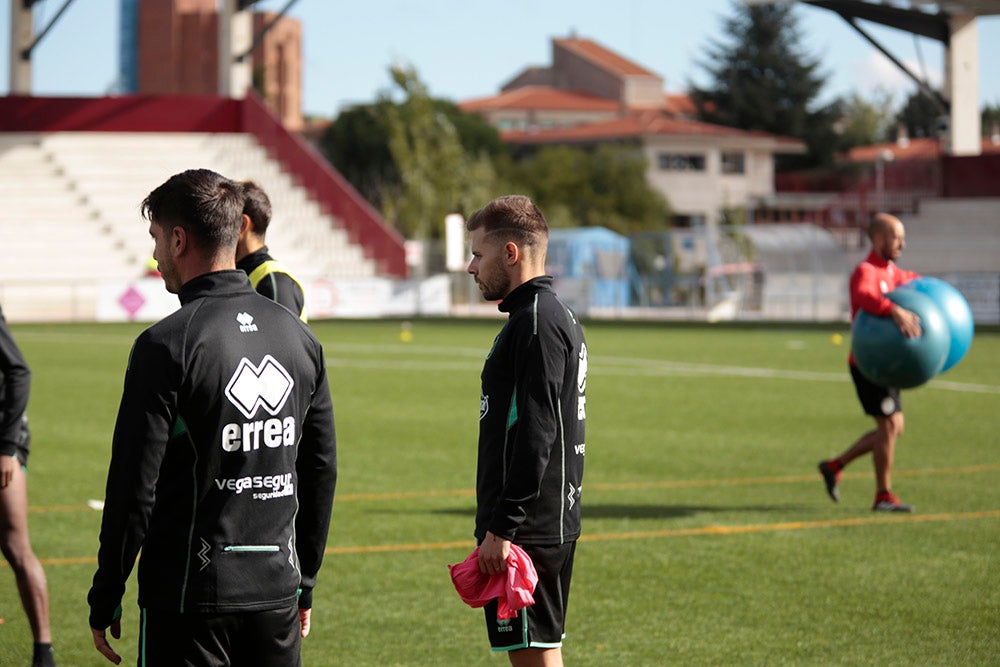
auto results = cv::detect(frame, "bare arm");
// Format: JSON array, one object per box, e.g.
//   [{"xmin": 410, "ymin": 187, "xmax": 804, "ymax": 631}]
[{"xmin": 891, "ymin": 304, "xmax": 922, "ymax": 339}]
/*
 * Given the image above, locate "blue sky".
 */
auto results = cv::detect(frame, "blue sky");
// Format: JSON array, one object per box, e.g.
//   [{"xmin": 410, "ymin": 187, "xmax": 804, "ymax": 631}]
[{"xmin": 1, "ymin": 0, "xmax": 997, "ymax": 118}]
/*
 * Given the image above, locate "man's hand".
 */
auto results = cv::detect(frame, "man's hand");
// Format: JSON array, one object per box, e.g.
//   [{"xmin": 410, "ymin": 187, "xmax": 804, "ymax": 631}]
[
  {"xmin": 477, "ymin": 531, "xmax": 511, "ymax": 576},
  {"xmin": 299, "ymin": 608, "xmax": 312, "ymax": 638},
  {"xmin": 0, "ymin": 455, "xmax": 16, "ymax": 489},
  {"xmin": 891, "ymin": 304, "xmax": 922, "ymax": 339},
  {"xmin": 91, "ymin": 617, "xmax": 122, "ymax": 665}
]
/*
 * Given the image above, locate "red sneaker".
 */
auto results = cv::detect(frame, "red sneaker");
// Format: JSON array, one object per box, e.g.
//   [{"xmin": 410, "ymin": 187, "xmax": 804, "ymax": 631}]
[{"xmin": 873, "ymin": 491, "xmax": 914, "ymax": 513}]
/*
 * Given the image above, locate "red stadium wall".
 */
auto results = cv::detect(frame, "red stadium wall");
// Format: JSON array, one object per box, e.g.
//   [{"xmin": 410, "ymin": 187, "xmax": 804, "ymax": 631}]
[
  {"xmin": 942, "ymin": 154, "xmax": 1000, "ymax": 197},
  {"xmin": 0, "ymin": 94, "xmax": 406, "ymax": 277},
  {"xmin": 0, "ymin": 95, "xmax": 241, "ymax": 132}
]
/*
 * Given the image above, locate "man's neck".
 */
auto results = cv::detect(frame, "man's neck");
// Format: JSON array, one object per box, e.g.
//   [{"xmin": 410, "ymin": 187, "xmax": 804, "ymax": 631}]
[
  {"xmin": 511, "ymin": 266, "xmax": 545, "ymax": 290},
  {"xmin": 236, "ymin": 237, "xmax": 266, "ymax": 262}
]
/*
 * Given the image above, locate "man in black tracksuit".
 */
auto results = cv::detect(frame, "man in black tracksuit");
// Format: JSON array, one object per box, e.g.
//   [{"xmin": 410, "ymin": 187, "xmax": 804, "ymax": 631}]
[
  {"xmin": 466, "ymin": 195, "xmax": 587, "ymax": 666},
  {"xmin": 87, "ymin": 169, "xmax": 336, "ymax": 666},
  {"xmin": 235, "ymin": 180, "xmax": 307, "ymax": 321}
]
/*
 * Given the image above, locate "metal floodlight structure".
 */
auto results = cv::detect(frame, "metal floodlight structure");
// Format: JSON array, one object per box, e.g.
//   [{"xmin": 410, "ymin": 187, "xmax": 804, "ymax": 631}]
[
  {"xmin": 8, "ymin": 0, "xmax": 300, "ymax": 99},
  {"xmin": 743, "ymin": 1, "xmax": 1000, "ymax": 155}
]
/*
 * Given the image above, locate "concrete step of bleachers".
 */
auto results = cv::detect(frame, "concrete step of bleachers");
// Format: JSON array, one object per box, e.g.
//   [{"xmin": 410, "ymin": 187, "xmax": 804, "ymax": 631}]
[
  {"xmin": 0, "ymin": 136, "xmax": 141, "ymax": 288},
  {"xmin": 901, "ymin": 198, "xmax": 1000, "ymax": 274},
  {"xmin": 917, "ymin": 198, "xmax": 1000, "ymax": 224}
]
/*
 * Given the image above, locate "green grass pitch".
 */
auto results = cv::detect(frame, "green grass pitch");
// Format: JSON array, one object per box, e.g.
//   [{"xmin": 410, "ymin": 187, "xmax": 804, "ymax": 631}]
[{"xmin": 1, "ymin": 318, "xmax": 998, "ymax": 665}]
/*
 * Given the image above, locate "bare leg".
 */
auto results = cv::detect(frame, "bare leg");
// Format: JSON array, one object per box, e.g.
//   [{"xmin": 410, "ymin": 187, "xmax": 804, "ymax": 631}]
[
  {"xmin": 509, "ymin": 647, "xmax": 563, "ymax": 667},
  {"xmin": 836, "ymin": 412, "xmax": 904, "ymax": 491},
  {"xmin": 0, "ymin": 464, "xmax": 52, "ymax": 644},
  {"xmin": 872, "ymin": 413, "xmax": 904, "ymax": 492},
  {"xmin": 836, "ymin": 428, "xmax": 878, "ymax": 467}
]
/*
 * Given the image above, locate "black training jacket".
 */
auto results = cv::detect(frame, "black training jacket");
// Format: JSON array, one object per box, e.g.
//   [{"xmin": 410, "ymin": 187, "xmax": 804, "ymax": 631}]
[
  {"xmin": 236, "ymin": 246, "xmax": 306, "ymax": 321},
  {"xmin": 0, "ymin": 304, "xmax": 30, "ymax": 460},
  {"xmin": 88, "ymin": 271, "xmax": 336, "ymax": 629},
  {"xmin": 475, "ymin": 276, "xmax": 587, "ymax": 546}
]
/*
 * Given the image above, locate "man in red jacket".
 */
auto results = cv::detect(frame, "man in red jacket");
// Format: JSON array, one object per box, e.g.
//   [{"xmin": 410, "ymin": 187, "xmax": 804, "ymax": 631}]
[{"xmin": 819, "ymin": 213, "xmax": 921, "ymax": 512}]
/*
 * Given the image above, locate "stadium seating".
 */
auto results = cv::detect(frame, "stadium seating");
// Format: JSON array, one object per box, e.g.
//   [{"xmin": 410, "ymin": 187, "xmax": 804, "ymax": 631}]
[
  {"xmin": 845, "ymin": 198, "xmax": 1000, "ymax": 275},
  {"xmin": 0, "ymin": 131, "xmax": 376, "ymax": 319}
]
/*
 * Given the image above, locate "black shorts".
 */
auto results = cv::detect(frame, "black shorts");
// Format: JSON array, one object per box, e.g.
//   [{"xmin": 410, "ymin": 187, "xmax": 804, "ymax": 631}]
[
  {"xmin": 138, "ymin": 604, "xmax": 300, "ymax": 667},
  {"xmin": 484, "ymin": 541, "xmax": 576, "ymax": 652},
  {"xmin": 850, "ymin": 364, "xmax": 901, "ymax": 417}
]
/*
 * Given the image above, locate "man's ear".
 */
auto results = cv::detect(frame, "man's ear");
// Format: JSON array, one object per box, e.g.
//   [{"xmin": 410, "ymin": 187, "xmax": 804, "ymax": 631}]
[
  {"xmin": 171, "ymin": 225, "xmax": 188, "ymax": 258},
  {"xmin": 239, "ymin": 214, "xmax": 252, "ymax": 237},
  {"xmin": 504, "ymin": 241, "xmax": 520, "ymax": 266}
]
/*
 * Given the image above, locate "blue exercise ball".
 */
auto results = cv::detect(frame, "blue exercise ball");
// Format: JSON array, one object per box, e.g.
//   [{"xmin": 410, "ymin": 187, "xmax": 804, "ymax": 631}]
[
  {"xmin": 851, "ymin": 288, "xmax": 950, "ymax": 389},
  {"xmin": 895, "ymin": 277, "xmax": 974, "ymax": 373}
]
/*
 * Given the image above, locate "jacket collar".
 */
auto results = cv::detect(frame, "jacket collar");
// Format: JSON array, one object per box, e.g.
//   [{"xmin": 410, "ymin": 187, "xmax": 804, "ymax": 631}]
[
  {"xmin": 865, "ymin": 249, "xmax": 891, "ymax": 268},
  {"xmin": 235, "ymin": 246, "xmax": 272, "ymax": 273},
  {"xmin": 178, "ymin": 270, "xmax": 256, "ymax": 306},
  {"xmin": 498, "ymin": 276, "xmax": 554, "ymax": 314}
]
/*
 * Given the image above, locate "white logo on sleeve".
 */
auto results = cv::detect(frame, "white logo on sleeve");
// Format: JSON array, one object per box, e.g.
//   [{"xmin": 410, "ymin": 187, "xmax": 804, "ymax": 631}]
[
  {"xmin": 198, "ymin": 538, "xmax": 212, "ymax": 570},
  {"xmin": 225, "ymin": 355, "xmax": 294, "ymax": 419},
  {"xmin": 567, "ymin": 483, "xmax": 577, "ymax": 510},
  {"xmin": 236, "ymin": 312, "xmax": 258, "ymax": 333}
]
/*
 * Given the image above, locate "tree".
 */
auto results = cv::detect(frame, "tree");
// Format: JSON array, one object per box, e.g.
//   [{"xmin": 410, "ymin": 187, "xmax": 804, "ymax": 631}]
[
  {"xmin": 508, "ymin": 144, "xmax": 671, "ymax": 234},
  {"xmin": 321, "ymin": 100, "xmax": 397, "ymax": 208},
  {"xmin": 381, "ymin": 64, "xmax": 498, "ymax": 239},
  {"xmin": 832, "ymin": 89, "xmax": 896, "ymax": 153},
  {"xmin": 981, "ymin": 102, "xmax": 1000, "ymax": 137},
  {"xmin": 690, "ymin": 1, "xmax": 835, "ymax": 167},
  {"xmin": 319, "ymin": 67, "xmax": 506, "ymax": 237},
  {"xmin": 892, "ymin": 89, "xmax": 946, "ymax": 140}
]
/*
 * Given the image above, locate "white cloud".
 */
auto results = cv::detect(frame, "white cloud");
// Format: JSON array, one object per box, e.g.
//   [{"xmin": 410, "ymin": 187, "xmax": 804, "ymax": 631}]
[{"xmin": 852, "ymin": 51, "xmax": 943, "ymax": 101}]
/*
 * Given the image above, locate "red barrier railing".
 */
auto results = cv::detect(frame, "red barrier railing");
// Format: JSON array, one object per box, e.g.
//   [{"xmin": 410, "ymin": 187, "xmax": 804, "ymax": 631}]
[{"xmin": 239, "ymin": 93, "xmax": 407, "ymax": 277}]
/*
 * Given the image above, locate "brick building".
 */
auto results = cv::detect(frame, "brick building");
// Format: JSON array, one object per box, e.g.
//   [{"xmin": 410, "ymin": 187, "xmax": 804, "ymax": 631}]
[{"xmin": 127, "ymin": 0, "xmax": 303, "ymax": 130}]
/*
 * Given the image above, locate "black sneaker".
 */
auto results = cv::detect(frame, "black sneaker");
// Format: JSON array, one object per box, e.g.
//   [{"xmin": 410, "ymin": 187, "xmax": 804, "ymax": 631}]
[
  {"xmin": 872, "ymin": 492, "xmax": 914, "ymax": 513},
  {"xmin": 818, "ymin": 460, "xmax": 841, "ymax": 503},
  {"xmin": 31, "ymin": 643, "xmax": 56, "ymax": 667}
]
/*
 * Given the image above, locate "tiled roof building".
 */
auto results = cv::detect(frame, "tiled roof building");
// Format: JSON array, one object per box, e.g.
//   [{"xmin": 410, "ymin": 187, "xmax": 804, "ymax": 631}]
[{"xmin": 460, "ymin": 35, "xmax": 804, "ymax": 227}]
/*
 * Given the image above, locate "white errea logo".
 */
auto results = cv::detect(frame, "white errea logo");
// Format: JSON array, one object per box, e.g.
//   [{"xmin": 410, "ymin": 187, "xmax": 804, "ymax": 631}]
[
  {"xmin": 236, "ymin": 312, "xmax": 258, "ymax": 333},
  {"xmin": 222, "ymin": 356, "xmax": 296, "ymax": 453},
  {"xmin": 226, "ymin": 356, "xmax": 293, "ymax": 419}
]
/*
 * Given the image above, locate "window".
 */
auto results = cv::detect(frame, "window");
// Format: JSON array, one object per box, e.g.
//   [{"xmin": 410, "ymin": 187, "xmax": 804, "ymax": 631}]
[
  {"xmin": 658, "ymin": 153, "xmax": 705, "ymax": 171},
  {"xmin": 670, "ymin": 215, "xmax": 706, "ymax": 228},
  {"xmin": 721, "ymin": 151, "xmax": 745, "ymax": 174}
]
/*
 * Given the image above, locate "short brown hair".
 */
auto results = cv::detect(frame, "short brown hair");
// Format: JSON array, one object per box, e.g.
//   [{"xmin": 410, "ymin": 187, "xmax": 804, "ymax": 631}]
[
  {"xmin": 141, "ymin": 169, "xmax": 243, "ymax": 251},
  {"xmin": 466, "ymin": 195, "xmax": 548, "ymax": 250},
  {"xmin": 241, "ymin": 180, "xmax": 272, "ymax": 236}
]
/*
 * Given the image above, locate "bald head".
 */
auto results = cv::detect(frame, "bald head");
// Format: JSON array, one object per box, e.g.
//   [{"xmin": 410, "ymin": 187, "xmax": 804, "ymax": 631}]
[
  {"xmin": 868, "ymin": 212, "xmax": 906, "ymax": 262},
  {"xmin": 868, "ymin": 213, "xmax": 900, "ymax": 239}
]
